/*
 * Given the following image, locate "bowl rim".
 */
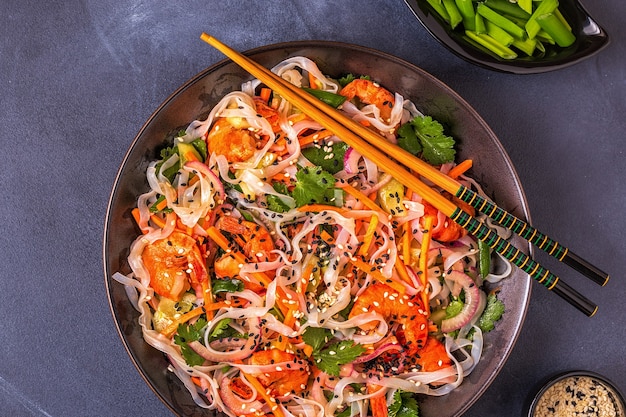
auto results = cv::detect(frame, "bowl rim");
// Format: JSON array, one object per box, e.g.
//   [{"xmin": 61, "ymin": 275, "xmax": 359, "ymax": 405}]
[
  {"xmin": 403, "ymin": 0, "xmax": 610, "ymax": 74},
  {"xmin": 528, "ymin": 370, "xmax": 626, "ymax": 416},
  {"xmin": 103, "ymin": 39, "xmax": 533, "ymax": 417}
]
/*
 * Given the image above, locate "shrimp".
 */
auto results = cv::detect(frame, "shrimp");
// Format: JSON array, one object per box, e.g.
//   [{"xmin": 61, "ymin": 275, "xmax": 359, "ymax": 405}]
[
  {"xmin": 420, "ymin": 197, "xmax": 476, "ymax": 243},
  {"xmin": 339, "ymin": 78, "xmax": 395, "ymax": 121},
  {"xmin": 206, "ymin": 118, "xmax": 257, "ymax": 163},
  {"xmin": 205, "ymin": 100, "xmax": 280, "ymax": 163},
  {"xmin": 141, "ymin": 231, "xmax": 207, "ymax": 301},
  {"xmin": 349, "ymin": 283, "xmax": 428, "ymax": 355},
  {"xmin": 248, "ymin": 349, "xmax": 310, "ymax": 397},
  {"xmin": 213, "ymin": 216, "xmax": 275, "ymax": 281},
  {"xmin": 254, "ymin": 98, "xmax": 282, "ymax": 133}
]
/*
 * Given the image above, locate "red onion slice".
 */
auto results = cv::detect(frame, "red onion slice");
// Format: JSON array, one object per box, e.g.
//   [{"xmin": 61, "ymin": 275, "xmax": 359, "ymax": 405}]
[
  {"xmin": 185, "ymin": 160, "xmax": 225, "ymax": 202},
  {"xmin": 343, "ymin": 146, "xmax": 361, "ymax": 174},
  {"xmin": 440, "ymin": 270, "xmax": 481, "ymax": 333}
]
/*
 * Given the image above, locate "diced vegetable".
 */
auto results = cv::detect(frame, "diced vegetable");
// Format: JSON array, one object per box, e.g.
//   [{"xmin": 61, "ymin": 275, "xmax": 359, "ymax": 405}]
[{"xmin": 426, "ymin": 0, "xmax": 576, "ymax": 59}]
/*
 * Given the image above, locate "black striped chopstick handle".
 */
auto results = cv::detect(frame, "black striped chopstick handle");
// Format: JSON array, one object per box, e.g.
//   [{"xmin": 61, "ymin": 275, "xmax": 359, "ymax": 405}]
[
  {"xmin": 450, "ymin": 208, "xmax": 598, "ymax": 317},
  {"xmin": 455, "ymin": 185, "xmax": 609, "ymax": 287}
]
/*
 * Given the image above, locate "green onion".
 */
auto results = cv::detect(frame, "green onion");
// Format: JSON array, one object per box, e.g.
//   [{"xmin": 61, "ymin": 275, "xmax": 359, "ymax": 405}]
[
  {"xmin": 484, "ymin": 0, "xmax": 531, "ymax": 20},
  {"xmin": 301, "ymin": 88, "xmax": 346, "ymax": 108},
  {"xmin": 525, "ymin": 0, "xmax": 558, "ymax": 39},
  {"xmin": 477, "ymin": 4, "xmax": 526, "ymax": 39},
  {"xmin": 511, "ymin": 36, "xmax": 538, "ymax": 56},
  {"xmin": 518, "ymin": 0, "xmax": 533, "ymax": 14},
  {"xmin": 485, "ymin": 20, "xmax": 515, "ymax": 46},
  {"xmin": 536, "ymin": 12, "xmax": 576, "ymax": 47},
  {"xmin": 478, "ymin": 240, "xmax": 491, "ymax": 279},
  {"xmin": 427, "ymin": 0, "xmax": 451, "ymax": 23},
  {"xmin": 455, "ymin": 0, "xmax": 476, "ymax": 31},
  {"xmin": 465, "ymin": 30, "xmax": 518, "ymax": 59},
  {"xmin": 474, "ymin": 13, "xmax": 486, "ymax": 34},
  {"xmin": 442, "ymin": 0, "xmax": 463, "ymax": 29}
]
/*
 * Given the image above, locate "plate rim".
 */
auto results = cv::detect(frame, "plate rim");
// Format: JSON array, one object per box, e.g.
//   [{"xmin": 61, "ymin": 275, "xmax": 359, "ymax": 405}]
[{"xmin": 103, "ymin": 39, "xmax": 533, "ymax": 416}]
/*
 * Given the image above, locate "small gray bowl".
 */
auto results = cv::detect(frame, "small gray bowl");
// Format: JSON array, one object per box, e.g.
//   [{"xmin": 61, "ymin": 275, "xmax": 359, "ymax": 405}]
[{"xmin": 528, "ymin": 371, "xmax": 626, "ymax": 417}]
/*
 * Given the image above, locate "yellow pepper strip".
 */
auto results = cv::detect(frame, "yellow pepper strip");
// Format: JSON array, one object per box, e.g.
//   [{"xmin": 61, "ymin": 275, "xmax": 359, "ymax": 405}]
[
  {"xmin": 357, "ymin": 214, "xmax": 379, "ymax": 257},
  {"xmin": 419, "ymin": 216, "xmax": 435, "ymax": 314}
]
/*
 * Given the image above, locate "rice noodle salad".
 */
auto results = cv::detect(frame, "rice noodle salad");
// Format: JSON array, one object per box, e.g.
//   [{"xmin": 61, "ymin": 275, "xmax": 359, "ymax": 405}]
[{"xmin": 113, "ymin": 56, "xmax": 513, "ymax": 417}]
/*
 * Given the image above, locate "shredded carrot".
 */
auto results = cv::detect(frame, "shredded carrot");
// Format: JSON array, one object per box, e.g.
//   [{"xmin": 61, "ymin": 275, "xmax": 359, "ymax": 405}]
[
  {"xmin": 288, "ymin": 112, "xmax": 310, "ymax": 125},
  {"xmin": 302, "ymin": 344, "xmax": 314, "ymax": 357},
  {"xmin": 351, "ymin": 257, "xmax": 405, "ymax": 295},
  {"xmin": 447, "ymin": 159, "xmax": 473, "ymax": 179},
  {"xmin": 131, "ymin": 208, "xmax": 143, "ymax": 231},
  {"xmin": 270, "ymin": 171, "xmax": 293, "ymax": 185},
  {"xmin": 338, "ymin": 182, "xmax": 386, "ymax": 214},
  {"xmin": 357, "ymin": 214, "xmax": 379, "ymax": 256},
  {"xmin": 394, "ymin": 261, "xmax": 413, "ymax": 286},
  {"xmin": 402, "ymin": 221, "xmax": 412, "ymax": 265},
  {"xmin": 244, "ymin": 374, "xmax": 286, "ymax": 417},
  {"xmin": 184, "ymin": 150, "xmax": 200, "ymax": 163},
  {"xmin": 418, "ymin": 216, "xmax": 434, "ymax": 314},
  {"xmin": 298, "ymin": 129, "xmax": 334, "ymax": 147},
  {"xmin": 296, "ymin": 204, "xmax": 347, "ymax": 214},
  {"xmin": 367, "ymin": 383, "xmax": 389, "ymax": 417},
  {"xmin": 402, "ymin": 189, "xmax": 413, "ymax": 264},
  {"xmin": 150, "ymin": 213, "xmax": 168, "ymax": 229},
  {"xmin": 155, "ymin": 198, "xmax": 168, "ymax": 211},
  {"xmin": 308, "ymin": 72, "xmax": 320, "ymax": 89},
  {"xmin": 259, "ymin": 87, "xmax": 272, "ymax": 103}
]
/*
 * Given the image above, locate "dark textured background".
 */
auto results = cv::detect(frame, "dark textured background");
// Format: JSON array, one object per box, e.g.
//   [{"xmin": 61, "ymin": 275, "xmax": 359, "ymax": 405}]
[{"xmin": 1, "ymin": 1, "xmax": 624, "ymax": 416}]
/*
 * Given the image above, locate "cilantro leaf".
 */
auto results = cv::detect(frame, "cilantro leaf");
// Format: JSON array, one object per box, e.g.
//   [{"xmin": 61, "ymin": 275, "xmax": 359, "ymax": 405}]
[
  {"xmin": 301, "ymin": 141, "xmax": 348, "ymax": 174},
  {"xmin": 267, "ymin": 182, "xmax": 292, "ymax": 213},
  {"xmin": 208, "ymin": 318, "xmax": 245, "ymax": 342},
  {"xmin": 292, "ymin": 166, "xmax": 337, "ymax": 207},
  {"xmin": 411, "ymin": 116, "xmax": 456, "ymax": 165},
  {"xmin": 155, "ymin": 145, "xmax": 180, "ymax": 182},
  {"xmin": 211, "ymin": 278, "xmax": 244, "ymax": 294},
  {"xmin": 313, "ymin": 340, "xmax": 365, "ymax": 376},
  {"xmin": 477, "ymin": 292, "xmax": 505, "ymax": 332},
  {"xmin": 337, "ymin": 73, "xmax": 371, "ymax": 87},
  {"xmin": 396, "ymin": 122, "xmax": 422, "ymax": 155},
  {"xmin": 397, "ymin": 116, "xmax": 456, "ymax": 165},
  {"xmin": 174, "ymin": 318, "xmax": 207, "ymax": 366},
  {"xmin": 301, "ymin": 326, "xmax": 333, "ymax": 353},
  {"xmin": 389, "ymin": 390, "xmax": 420, "ymax": 417}
]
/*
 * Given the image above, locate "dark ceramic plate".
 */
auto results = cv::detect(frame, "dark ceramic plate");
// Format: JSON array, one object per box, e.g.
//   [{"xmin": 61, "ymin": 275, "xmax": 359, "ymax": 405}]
[
  {"xmin": 103, "ymin": 41, "xmax": 532, "ymax": 417},
  {"xmin": 404, "ymin": 0, "xmax": 609, "ymax": 74}
]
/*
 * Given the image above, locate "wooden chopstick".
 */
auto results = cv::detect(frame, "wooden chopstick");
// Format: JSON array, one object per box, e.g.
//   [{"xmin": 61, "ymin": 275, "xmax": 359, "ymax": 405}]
[{"xmin": 200, "ymin": 33, "xmax": 599, "ymax": 317}]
